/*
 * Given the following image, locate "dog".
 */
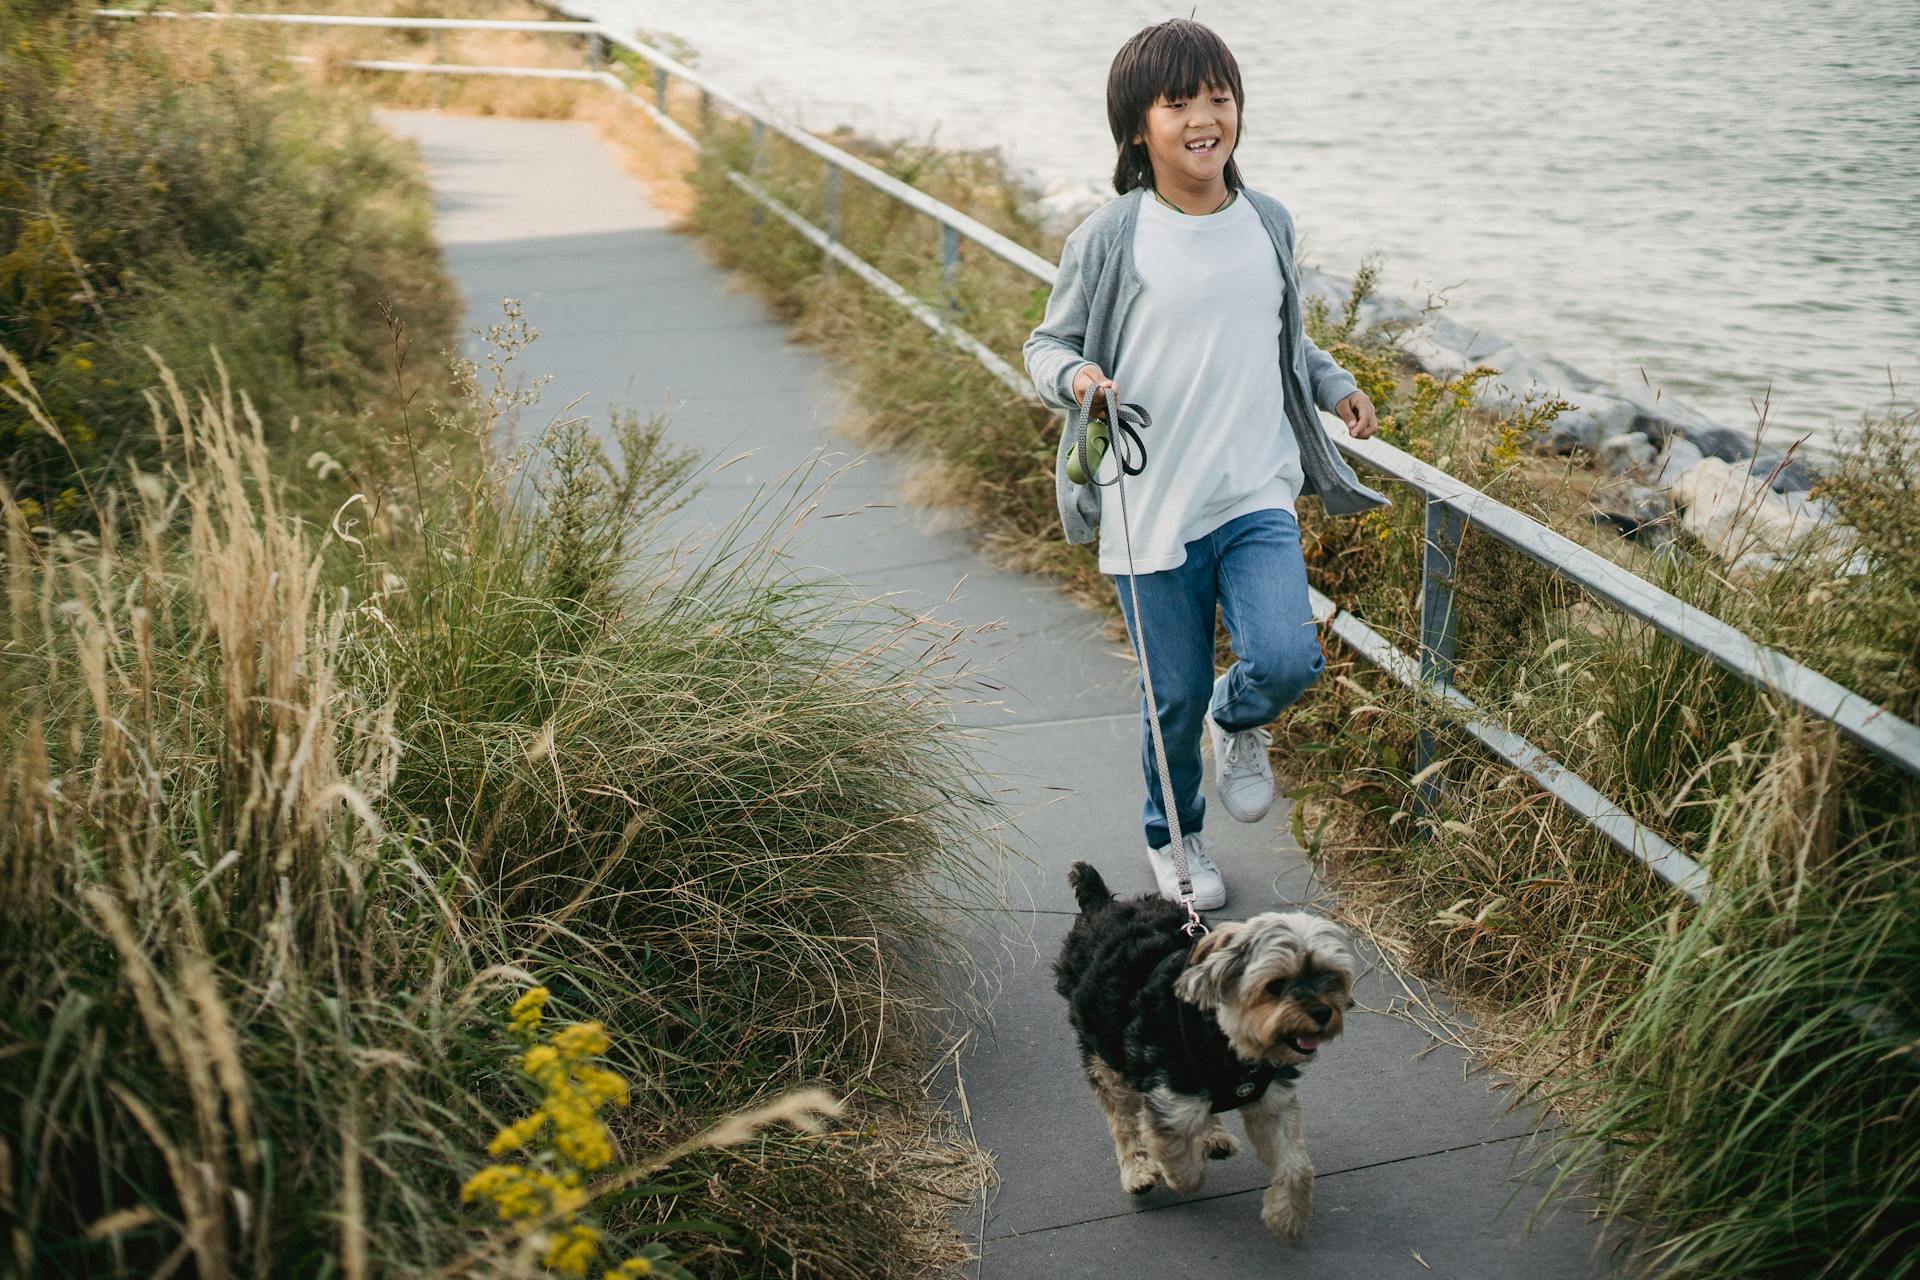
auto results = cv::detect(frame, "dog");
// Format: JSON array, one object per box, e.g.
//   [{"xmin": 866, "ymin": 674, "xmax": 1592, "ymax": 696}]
[{"xmin": 1051, "ymin": 861, "xmax": 1354, "ymax": 1240}]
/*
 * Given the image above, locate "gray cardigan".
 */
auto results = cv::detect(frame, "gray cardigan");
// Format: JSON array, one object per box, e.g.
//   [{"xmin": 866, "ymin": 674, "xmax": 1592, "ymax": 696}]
[{"xmin": 1023, "ymin": 186, "xmax": 1390, "ymax": 545}]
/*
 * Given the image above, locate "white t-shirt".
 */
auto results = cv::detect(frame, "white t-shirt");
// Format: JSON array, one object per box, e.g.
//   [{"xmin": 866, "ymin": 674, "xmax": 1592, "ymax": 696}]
[{"xmin": 1095, "ymin": 191, "xmax": 1302, "ymax": 576}]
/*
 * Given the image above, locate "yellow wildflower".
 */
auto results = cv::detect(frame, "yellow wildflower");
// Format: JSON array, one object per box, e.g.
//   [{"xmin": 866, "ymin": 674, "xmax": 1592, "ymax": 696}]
[
  {"xmin": 461, "ymin": 1165, "xmax": 549, "ymax": 1220},
  {"xmin": 509, "ymin": 986, "xmax": 550, "ymax": 1035},
  {"xmin": 522, "ymin": 1043, "xmax": 562, "ymax": 1083},
  {"xmin": 552, "ymin": 1021, "xmax": 611, "ymax": 1060},
  {"xmin": 542, "ymin": 1223, "xmax": 601, "ymax": 1277},
  {"xmin": 606, "ymin": 1258, "xmax": 654, "ymax": 1278},
  {"xmin": 487, "ymin": 1112, "xmax": 548, "ymax": 1155},
  {"xmin": 548, "ymin": 1098, "xmax": 615, "ymax": 1170},
  {"xmin": 574, "ymin": 1065, "xmax": 630, "ymax": 1109}
]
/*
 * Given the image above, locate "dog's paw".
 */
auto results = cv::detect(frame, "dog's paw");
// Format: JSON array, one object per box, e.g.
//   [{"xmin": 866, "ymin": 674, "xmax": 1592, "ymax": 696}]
[
  {"xmin": 1119, "ymin": 1153, "xmax": 1160, "ymax": 1195},
  {"xmin": 1202, "ymin": 1128, "xmax": 1241, "ymax": 1161},
  {"xmin": 1260, "ymin": 1178, "xmax": 1313, "ymax": 1241}
]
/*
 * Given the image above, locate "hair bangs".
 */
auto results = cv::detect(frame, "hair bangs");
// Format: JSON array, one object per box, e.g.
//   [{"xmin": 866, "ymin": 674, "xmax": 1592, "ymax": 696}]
[
  {"xmin": 1106, "ymin": 19, "xmax": 1246, "ymax": 195},
  {"xmin": 1143, "ymin": 26, "xmax": 1242, "ymax": 108}
]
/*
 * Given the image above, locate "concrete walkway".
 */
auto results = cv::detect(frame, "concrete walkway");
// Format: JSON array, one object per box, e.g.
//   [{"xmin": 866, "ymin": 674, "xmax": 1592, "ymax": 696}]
[{"xmin": 375, "ymin": 108, "xmax": 1618, "ymax": 1279}]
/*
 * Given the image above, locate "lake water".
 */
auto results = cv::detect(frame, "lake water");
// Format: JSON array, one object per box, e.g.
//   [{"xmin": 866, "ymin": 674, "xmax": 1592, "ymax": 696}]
[{"xmin": 578, "ymin": 0, "xmax": 1919, "ymax": 456}]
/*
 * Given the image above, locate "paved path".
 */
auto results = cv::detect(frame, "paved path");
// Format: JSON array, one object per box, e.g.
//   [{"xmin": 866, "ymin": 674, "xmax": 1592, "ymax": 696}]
[{"xmin": 375, "ymin": 108, "xmax": 1617, "ymax": 1279}]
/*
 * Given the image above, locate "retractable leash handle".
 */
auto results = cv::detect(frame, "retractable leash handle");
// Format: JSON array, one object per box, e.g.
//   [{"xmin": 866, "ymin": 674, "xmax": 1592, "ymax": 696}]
[
  {"xmin": 1070, "ymin": 385, "xmax": 1207, "ymax": 938},
  {"xmin": 1067, "ymin": 386, "xmax": 1151, "ymax": 487}
]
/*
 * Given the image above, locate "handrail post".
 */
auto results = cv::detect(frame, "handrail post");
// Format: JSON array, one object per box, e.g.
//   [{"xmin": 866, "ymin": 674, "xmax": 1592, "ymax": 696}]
[
  {"xmin": 585, "ymin": 32, "xmax": 605, "ymax": 72},
  {"xmin": 940, "ymin": 224, "xmax": 961, "ymax": 313},
  {"xmin": 1414, "ymin": 499, "xmax": 1467, "ymax": 817},
  {"xmin": 654, "ymin": 66, "xmax": 669, "ymax": 115},
  {"xmin": 699, "ymin": 87, "xmax": 711, "ymax": 137},
  {"xmin": 823, "ymin": 163, "xmax": 842, "ymax": 273},
  {"xmin": 749, "ymin": 120, "xmax": 765, "ymax": 226}
]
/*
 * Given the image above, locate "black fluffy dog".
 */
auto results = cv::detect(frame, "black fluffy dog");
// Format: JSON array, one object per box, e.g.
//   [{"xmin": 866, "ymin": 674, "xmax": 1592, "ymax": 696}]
[{"xmin": 1052, "ymin": 861, "xmax": 1354, "ymax": 1239}]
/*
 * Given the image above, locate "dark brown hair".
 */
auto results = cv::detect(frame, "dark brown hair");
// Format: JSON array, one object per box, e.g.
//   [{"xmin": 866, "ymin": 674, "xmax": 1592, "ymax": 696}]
[{"xmin": 1106, "ymin": 19, "xmax": 1246, "ymax": 196}]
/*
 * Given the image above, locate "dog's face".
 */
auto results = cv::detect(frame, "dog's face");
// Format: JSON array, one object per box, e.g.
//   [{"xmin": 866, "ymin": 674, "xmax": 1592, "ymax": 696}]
[{"xmin": 1173, "ymin": 912, "xmax": 1355, "ymax": 1066}]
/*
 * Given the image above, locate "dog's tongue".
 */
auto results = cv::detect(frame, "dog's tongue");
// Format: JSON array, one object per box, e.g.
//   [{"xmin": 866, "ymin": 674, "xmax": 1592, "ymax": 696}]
[{"xmin": 1294, "ymin": 1035, "xmax": 1322, "ymax": 1053}]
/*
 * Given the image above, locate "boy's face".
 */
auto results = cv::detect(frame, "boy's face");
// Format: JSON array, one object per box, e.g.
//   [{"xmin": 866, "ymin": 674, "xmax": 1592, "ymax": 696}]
[{"xmin": 1133, "ymin": 82, "xmax": 1238, "ymax": 192}]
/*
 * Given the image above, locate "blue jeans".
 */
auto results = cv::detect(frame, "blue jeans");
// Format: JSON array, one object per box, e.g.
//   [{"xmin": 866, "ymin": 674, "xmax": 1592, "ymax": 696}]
[{"xmin": 1111, "ymin": 507, "xmax": 1324, "ymax": 850}]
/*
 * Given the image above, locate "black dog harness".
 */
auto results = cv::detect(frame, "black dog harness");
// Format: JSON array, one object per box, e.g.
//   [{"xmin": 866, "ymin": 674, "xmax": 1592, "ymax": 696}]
[{"xmin": 1176, "ymin": 999, "xmax": 1301, "ymax": 1113}]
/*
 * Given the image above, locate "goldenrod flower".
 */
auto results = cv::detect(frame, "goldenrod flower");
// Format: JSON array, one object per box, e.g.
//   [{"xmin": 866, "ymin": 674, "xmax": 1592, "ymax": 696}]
[
  {"xmin": 552, "ymin": 1021, "xmax": 610, "ymax": 1060},
  {"xmin": 541, "ymin": 1223, "xmax": 601, "ymax": 1277},
  {"xmin": 487, "ymin": 1112, "xmax": 548, "ymax": 1155},
  {"xmin": 461, "ymin": 1165, "xmax": 549, "ymax": 1220},
  {"xmin": 523, "ymin": 1043, "xmax": 562, "ymax": 1082},
  {"xmin": 465, "ymin": 990, "xmax": 654, "ymax": 1276},
  {"xmin": 509, "ymin": 986, "xmax": 551, "ymax": 1035},
  {"xmin": 574, "ymin": 1065, "xmax": 630, "ymax": 1109}
]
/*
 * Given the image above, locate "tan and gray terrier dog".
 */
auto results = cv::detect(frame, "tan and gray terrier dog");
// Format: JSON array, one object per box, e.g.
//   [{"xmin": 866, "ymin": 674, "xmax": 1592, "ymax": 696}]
[{"xmin": 1052, "ymin": 861, "xmax": 1354, "ymax": 1239}]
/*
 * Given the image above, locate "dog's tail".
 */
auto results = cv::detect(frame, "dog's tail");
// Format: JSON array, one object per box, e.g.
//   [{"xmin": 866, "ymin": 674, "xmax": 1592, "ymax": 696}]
[{"xmin": 1067, "ymin": 861, "xmax": 1115, "ymax": 913}]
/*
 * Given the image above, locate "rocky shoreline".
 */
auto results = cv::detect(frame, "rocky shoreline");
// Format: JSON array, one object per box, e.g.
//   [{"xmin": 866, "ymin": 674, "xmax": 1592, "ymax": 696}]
[{"xmin": 1292, "ymin": 262, "xmax": 1849, "ymax": 575}]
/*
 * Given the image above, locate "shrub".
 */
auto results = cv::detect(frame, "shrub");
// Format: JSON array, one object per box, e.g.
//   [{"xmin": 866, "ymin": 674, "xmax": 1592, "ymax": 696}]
[{"xmin": 0, "ymin": 3, "xmax": 456, "ymax": 520}]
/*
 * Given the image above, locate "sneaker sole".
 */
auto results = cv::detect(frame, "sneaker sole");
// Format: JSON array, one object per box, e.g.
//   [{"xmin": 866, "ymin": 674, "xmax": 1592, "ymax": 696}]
[{"xmin": 1220, "ymin": 794, "xmax": 1272, "ymax": 824}]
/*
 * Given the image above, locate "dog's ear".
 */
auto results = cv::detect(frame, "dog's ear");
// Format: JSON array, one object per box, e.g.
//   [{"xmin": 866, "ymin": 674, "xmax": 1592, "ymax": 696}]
[
  {"xmin": 1174, "ymin": 922, "xmax": 1247, "ymax": 1010},
  {"xmin": 1306, "ymin": 917, "xmax": 1358, "ymax": 1004}
]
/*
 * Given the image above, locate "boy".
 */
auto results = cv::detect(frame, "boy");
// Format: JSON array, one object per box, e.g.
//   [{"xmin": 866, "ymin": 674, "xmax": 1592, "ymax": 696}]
[{"xmin": 1023, "ymin": 18, "xmax": 1388, "ymax": 910}]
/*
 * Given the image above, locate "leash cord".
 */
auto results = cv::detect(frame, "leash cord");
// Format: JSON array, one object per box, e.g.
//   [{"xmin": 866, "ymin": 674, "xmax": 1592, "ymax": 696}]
[{"xmin": 1072, "ymin": 385, "xmax": 1207, "ymax": 937}]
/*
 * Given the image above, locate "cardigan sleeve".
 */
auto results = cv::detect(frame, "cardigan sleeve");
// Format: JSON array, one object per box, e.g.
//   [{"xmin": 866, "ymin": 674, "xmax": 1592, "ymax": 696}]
[{"xmin": 1023, "ymin": 228, "xmax": 1096, "ymax": 411}]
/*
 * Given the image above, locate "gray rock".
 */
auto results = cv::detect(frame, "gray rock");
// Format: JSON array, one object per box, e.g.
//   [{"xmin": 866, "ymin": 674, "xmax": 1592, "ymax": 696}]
[
  {"xmin": 1532, "ymin": 391, "xmax": 1636, "ymax": 455},
  {"xmin": 1748, "ymin": 449, "xmax": 1821, "ymax": 493},
  {"xmin": 1597, "ymin": 431, "xmax": 1657, "ymax": 476},
  {"xmin": 1296, "ymin": 265, "xmax": 1353, "ymax": 311},
  {"xmin": 1426, "ymin": 316, "xmax": 1512, "ymax": 363},
  {"xmin": 1371, "ymin": 289, "xmax": 1802, "ymax": 486},
  {"xmin": 1632, "ymin": 412, "xmax": 1749, "ymax": 462},
  {"xmin": 1524, "ymin": 353, "xmax": 1610, "ymax": 395},
  {"xmin": 1779, "ymin": 489, "xmax": 1839, "ymax": 526},
  {"xmin": 1353, "ymin": 294, "xmax": 1423, "ymax": 328},
  {"xmin": 1539, "ymin": 408, "xmax": 1601, "ymax": 455},
  {"xmin": 1591, "ymin": 482, "xmax": 1676, "ymax": 546},
  {"xmin": 1651, "ymin": 438, "xmax": 1705, "ymax": 488},
  {"xmin": 1397, "ymin": 332, "xmax": 1471, "ymax": 380}
]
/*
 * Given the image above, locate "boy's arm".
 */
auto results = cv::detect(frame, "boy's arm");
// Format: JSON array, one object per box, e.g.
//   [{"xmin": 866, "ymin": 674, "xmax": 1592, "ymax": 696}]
[{"xmin": 1023, "ymin": 231, "xmax": 1096, "ymax": 411}]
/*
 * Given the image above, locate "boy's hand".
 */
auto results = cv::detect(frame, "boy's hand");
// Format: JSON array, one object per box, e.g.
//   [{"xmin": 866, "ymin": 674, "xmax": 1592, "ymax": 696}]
[
  {"xmin": 1072, "ymin": 363, "xmax": 1117, "ymax": 406},
  {"xmin": 1335, "ymin": 390, "xmax": 1380, "ymax": 439}
]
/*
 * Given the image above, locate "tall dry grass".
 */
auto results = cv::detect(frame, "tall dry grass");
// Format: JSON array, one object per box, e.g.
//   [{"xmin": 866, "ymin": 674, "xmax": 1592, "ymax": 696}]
[{"xmin": 1, "ymin": 305, "xmax": 997, "ymax": 1276}]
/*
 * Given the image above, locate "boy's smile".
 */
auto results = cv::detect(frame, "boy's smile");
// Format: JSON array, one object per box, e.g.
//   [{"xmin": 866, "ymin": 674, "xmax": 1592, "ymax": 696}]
[{"xmin": 1133, "ymin": 83, "xmax": 1239, "ymax": 211}]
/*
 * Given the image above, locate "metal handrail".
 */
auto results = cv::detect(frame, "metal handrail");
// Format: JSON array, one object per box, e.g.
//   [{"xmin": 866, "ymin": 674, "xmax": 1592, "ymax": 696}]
[{"xmin": 93, "ymin": 8, "xmax": 1920, "ymax": 908}]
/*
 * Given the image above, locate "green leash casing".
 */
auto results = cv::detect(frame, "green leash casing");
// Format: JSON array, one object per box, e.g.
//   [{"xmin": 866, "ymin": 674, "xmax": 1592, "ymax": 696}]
[{"xmin": 1066, "ymin": 415, "xmax": 1110, "ymax": 486}]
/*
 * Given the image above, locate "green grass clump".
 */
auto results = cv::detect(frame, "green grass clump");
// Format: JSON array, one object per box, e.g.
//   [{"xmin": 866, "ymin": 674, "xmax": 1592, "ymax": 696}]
[{"xmin": 1542, "ymin": 832, "xmax": 1918, "ymax": 1279}]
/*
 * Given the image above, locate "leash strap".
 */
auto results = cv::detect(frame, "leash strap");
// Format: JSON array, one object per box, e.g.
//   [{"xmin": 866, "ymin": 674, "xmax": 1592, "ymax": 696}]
[{"xmin": 1070, "ymin": 385, "xmax": 1207, "ymax": 937}]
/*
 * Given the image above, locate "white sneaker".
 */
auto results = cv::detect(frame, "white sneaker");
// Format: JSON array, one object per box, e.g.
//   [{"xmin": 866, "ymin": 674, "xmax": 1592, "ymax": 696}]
[
  {"xmin": 1208, "ymin": 711, "xmax": 1275, "ymax": 823},
  {"xmin": 1146, "ymin": 831, "xmax": 1226, "ymax": 911}
]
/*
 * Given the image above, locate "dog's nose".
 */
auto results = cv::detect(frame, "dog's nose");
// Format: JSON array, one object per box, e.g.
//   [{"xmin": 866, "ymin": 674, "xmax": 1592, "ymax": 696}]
[{"xmin": 1307, "ymin": 1003, "xmax": 1333, "ymax": 1026}]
